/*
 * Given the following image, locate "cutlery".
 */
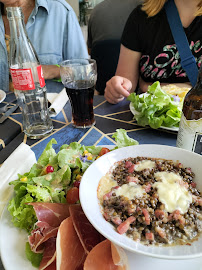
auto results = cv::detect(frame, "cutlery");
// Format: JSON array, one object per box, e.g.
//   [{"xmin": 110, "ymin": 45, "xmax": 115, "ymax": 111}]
[
  {"xmin": 0, "ymin": 104, "xmax": 19, "ymax": 124},
  {"xmin": 0, "ymin": 98, "xmax": 17, "ymax": 114}
]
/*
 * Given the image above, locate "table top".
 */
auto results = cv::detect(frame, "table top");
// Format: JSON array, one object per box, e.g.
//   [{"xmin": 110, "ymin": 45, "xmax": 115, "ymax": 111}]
[
  {"xmin": 0, "ymin": 81, "xmax": 177, "ymax": 164},
  {"xmin": 0, "ymin": 81, "xmax": 178, "ymax": 270}
]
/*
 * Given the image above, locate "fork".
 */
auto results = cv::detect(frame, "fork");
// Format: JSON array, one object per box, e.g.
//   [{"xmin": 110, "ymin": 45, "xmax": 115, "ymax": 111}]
[{"xmin": 0, "ymin": 98, "xmax": 17, "ymax": 114}]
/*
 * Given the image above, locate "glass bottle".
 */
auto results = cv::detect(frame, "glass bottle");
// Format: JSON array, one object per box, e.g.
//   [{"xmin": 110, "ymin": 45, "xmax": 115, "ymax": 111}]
[
  {"xmin": 7, "ymin": 7, "xmax": 53, "ymax": 139},
  {"xmin": 176, "ymin": 66, "xmax": 202, "ymax": 155}
]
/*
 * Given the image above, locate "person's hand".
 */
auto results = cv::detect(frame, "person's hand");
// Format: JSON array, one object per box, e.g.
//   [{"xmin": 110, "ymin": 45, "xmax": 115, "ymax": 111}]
[
  {"xmin": 41, "ymin": 65, "xmax": 60, "ymax": 80},
  {"xmin": 104, "ymin": 76, "xmax": 132, "ymax": 104}
]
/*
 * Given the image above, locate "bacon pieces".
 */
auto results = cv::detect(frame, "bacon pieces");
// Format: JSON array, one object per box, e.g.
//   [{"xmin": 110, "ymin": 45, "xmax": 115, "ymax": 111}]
[
  {"xmin": 142, "ymin": 208, "xmax": 150, "ymax": 225},
  {"xmin": 117, "ymin": 216, "xmax": 135, "ymax": 234}
]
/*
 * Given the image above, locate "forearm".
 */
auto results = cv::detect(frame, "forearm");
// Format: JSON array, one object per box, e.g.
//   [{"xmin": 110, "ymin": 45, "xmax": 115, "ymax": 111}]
[
  {"xmin": 41, "ymin": 65, "xmax": 60, "ymax": 80},
  {"xmin": 115, "ymin": 45, "xmax": 141, "ymax": 93}
]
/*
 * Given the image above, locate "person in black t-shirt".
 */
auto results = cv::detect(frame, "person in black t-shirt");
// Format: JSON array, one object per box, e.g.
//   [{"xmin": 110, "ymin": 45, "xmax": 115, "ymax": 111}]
[{"xmin": 104, "ymin": 0, "xmax": 202, "ymax": 104}]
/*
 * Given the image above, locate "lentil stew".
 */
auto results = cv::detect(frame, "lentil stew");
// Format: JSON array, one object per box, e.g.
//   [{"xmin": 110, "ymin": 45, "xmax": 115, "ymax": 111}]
[{"xmin": 98, "ymin": 157, "xmax": 202, "ymax": 246}]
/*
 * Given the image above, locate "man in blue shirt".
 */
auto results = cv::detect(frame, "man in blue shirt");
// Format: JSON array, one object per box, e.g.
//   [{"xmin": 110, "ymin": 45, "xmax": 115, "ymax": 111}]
[{"xmin": 0, "ymin": 0, "xmax": 88, "ymax": 92}]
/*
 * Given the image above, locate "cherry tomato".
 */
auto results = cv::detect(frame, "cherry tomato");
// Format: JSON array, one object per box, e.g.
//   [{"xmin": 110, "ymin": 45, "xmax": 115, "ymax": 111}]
[
  {"xmin": 99, "ymin": 147, "xmax": 110, "ymax": 156},
  {"xmin": 66, "ymin": 187, "xmax": 79, "ymax": 204},
  {"xmin": 46, "ymin": 165, "xmax": 54, "ymax": 173}
]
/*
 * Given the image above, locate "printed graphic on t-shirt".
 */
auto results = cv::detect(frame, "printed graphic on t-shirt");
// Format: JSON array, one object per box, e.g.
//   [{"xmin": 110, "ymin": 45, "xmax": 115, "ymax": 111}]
[{"xmin": 140, "ymin": 41, "xmax": 202, "ymax": 81}]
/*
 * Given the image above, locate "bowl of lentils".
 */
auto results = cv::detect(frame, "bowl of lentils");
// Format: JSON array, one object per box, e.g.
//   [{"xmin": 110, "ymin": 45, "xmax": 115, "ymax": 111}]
[{"xmin": 80, "ymin": 144, "xmax": 202, "ymax": 260}]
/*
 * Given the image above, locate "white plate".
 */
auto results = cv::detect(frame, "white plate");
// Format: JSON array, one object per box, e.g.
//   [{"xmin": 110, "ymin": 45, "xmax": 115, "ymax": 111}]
[
  {"xmin": 1, "ymin": 145, "xmax": 202, "ymax": 270},
  {"xmin": 80, "ymin": 145, "xmax": 202, "ymax": 261},
  {"xmin": 1, "ymin": 206, "xmax": 202, "ymax": 270},
  {"xmin": 129, "ymin": 101, "xmax": 179, "ymax": 132},
  {"xmin": 0, "ymin": 90, "xmax": 6, "ymax": 103}
]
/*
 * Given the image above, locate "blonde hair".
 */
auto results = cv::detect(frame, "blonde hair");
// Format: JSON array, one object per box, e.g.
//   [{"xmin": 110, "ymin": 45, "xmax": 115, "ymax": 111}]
[{"xmin": 142, "ymin": 0, "xmax": 202, "ymax": 17}]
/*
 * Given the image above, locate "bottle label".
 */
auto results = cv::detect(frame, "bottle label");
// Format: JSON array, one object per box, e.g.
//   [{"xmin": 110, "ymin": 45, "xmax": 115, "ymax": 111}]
[
  {"xmin": 176, "ymin": 113, "xmax": 202, "ymax": 155},
  {"xmin": 37, "ymin": 65, "xmax": 45, "ymax": 87},
  {"xmin": 10, "ymin": 68, "xmax": 35, "ymax": 91}
]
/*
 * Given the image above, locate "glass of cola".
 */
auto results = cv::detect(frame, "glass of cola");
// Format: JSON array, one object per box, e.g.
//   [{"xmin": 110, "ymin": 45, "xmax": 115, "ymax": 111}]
[{"xmin": 60, "ymin": 59, "xmax": 97, "ymax": 128}]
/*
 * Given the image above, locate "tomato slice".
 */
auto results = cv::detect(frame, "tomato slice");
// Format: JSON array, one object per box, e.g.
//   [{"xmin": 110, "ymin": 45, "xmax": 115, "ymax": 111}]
[
  {"xmin": 99, "ymin": 147, "xmax": 110, "ymax": 156},
  {"xmin": 66, "ymin": 187, "xmax": 79, "ymax": 204}
]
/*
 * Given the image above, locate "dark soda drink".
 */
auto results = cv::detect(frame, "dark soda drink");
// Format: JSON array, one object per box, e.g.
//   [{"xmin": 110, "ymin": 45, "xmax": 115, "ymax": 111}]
[{"xmin": 65, "ymin": 80, "xmax": 96, "ymax": 128}]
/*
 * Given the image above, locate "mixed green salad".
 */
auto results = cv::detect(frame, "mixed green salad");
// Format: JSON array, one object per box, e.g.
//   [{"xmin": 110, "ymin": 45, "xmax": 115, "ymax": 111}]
[
  {"xmin": 128, "ymin": 81, "xmax": 183, "ymax": 129},
  {"xmin": 8, "ymin": 129, "xmax": 138, "ymax": 234}
]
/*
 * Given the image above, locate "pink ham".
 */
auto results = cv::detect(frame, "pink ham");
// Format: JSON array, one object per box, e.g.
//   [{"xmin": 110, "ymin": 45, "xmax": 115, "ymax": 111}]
[
  {"xmin": 28, "ymin": 202, "xmax": 70, "ymax": 227},
  {"xmin": 117, "ymin": 216, "xmax": 135, "ymax": 234},
  {"xmin": 43, "ymin": 261, "xmax": 56, "ymax": 270},
  {"xmin": 84, "ymin": 239, "xmax": 119, "ymax": 270},
  {"xmin": 43, "ymin": 262, "xmax": 56, "ymax": 270},
  {"xmin": 28, "ymin": 203, "xmax": 70, "ymax": 253},
  {"xmin": 56, "ymin": 216, "xmax": 87, "ymax": 270},
  {"xmin": 29, "ymin": 226, "xmax": 58, "ymax": 253},
  {"xmin": 39, "ymin": 238, "xmax": 56, "ymax": 270},
  {"xmin": 142, "ymin": 208, "xmax": 150, "ymax": 225},
  {"xmin": 69, "ymin": 204, "xmax": 104, "ymax": 253},
  {"xmin": 111, "ymin": 242, "xmax": 129, "ymax": 270}
]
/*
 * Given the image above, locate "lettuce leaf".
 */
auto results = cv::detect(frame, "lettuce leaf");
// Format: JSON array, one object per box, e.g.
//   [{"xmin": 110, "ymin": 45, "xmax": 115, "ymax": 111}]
[
  {"xmin": 25, "ymin": 242, "xmax": 43, "ymax": 268},
  {"xmin": 8, "ymin": 129, "xmax": 139, "ymax": 233},
  {"xmin": 112, "ymin": 129, "xmax": 139, "ymax": 149},
  {"xmin": 128, "ymin": 81, "xmax": 182, "ymax": 129}
]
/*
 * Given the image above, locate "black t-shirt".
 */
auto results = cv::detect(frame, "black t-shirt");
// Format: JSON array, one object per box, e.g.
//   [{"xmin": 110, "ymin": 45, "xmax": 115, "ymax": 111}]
[{"xmin": 121, "ymin": 5, "xmax": 202, "ymax": 83}]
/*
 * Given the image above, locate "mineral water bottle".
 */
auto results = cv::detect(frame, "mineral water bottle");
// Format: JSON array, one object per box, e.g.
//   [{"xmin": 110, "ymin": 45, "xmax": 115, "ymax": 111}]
[
  {"xmin": 7, "ymin": 7, "xmax": 53, "ymax": 139},
  {"xmin": 176, "ymin": 66, "xmax": 202, "ymax": 155}
]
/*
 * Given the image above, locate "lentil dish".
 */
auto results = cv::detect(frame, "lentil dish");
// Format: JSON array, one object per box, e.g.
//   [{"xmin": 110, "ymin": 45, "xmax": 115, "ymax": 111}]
[{"xmin": 98, "ymin": 157, "xmax": 202, "ymax": 246}]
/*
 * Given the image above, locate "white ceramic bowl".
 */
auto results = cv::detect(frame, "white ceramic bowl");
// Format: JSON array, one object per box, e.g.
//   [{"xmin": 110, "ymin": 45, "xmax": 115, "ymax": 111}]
[{"xmin": 80, "ymin": 144, "xmax": 202, "ymax": 260}]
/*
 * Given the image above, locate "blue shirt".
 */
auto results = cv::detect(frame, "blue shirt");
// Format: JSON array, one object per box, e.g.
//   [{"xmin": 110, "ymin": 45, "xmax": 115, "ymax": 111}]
[{"xmin": 0, "ymin": 0, "xmax": 88, "ymax": 92}]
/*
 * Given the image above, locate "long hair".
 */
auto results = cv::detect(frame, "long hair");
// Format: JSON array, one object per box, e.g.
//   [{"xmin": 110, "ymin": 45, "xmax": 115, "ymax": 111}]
[{"xmin": 142, "ymin": 0, "xmax": 202, "ymax": 17}]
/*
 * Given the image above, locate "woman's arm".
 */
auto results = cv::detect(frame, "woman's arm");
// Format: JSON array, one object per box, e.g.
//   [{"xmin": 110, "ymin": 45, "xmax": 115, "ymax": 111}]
[{"xmin": 116, "ymin": 45, "xmax": 141, "ymax": 92}]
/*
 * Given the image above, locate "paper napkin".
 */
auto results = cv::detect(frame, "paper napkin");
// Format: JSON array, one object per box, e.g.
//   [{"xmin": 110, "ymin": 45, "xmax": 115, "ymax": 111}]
[
  {"xmin": 47, "ymin": 88, "xmax": 69, "ymax": 117},
  {"xmin": 0, "ymin": 143, "xmax": 36, "ymax": 216}
]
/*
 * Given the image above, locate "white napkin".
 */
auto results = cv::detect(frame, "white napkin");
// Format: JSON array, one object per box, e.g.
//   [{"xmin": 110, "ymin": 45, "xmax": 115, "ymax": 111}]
[
  {"xmin": 0, "ymin": 143, "xmax": 36, "ymax": 216},
  {"xmin": 47, "ymin": 88, "xmax": 69, "ymax": 117}
]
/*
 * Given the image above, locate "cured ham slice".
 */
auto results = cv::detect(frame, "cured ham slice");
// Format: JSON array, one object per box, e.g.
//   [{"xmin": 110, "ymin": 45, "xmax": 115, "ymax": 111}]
[
  {"xmin": 28, "ymin": 203, "xmax": 70, "ymax": 253},
  {"xmin": 39, "ymin": 238, "xmax": 56, "ymax": 270},
  {"xmin": 69, "ymin": 204, "xmax": 104, "ymax": 253},
  {"xmin": 29, "ymin": 226, "xmax": 58, "ymax": 253},
  {"xmin": 28, "ymin": 202, "xmax": 70, "ymax": 227},
  {"xmin": 56, "ymin": 217, "xmax": 86, "ymax": 270},
  {"xmin": 84, "ymin": 239, "xmax": 119, "ymax": 270},
  {"xmin": 43, "ymin": 261, "xmax": 56, "ymax": 270},
  {"xmin": 111, "ymin": 242, "xmax": 129, "ymax": 270}
]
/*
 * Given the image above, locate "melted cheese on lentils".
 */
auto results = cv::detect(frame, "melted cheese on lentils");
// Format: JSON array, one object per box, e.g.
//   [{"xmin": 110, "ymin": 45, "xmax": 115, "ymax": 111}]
[
  {"xmin": 134, "ymin": 160, "xmax": 156, "ymax": 171},
  {"xmin": 97, "ymin": 173, "xmax": 117, "ymax": 203},
  {"xmin": 153, "ymin": 171, "xmax": 192, "ymax": 214},
  {"xmin": 115, "ymin": 182, "xmax": 144, "ymax": 200}
]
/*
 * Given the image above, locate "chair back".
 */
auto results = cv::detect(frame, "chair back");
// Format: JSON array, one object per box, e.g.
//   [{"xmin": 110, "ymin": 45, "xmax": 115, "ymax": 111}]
[{"xmin": 91, "ymin": 39, "xmax": 120, "ymax": 95}]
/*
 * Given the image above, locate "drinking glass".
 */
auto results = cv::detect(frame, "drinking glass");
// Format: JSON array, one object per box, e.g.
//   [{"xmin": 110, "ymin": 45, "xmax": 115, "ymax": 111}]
[{"xmin": 60, "ymin": 59, "xmax": 97, "ymax": 128}]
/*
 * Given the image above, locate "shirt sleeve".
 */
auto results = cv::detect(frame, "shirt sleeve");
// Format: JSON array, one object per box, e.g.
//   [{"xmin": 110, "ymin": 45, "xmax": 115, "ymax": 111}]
[
  {"xmin": 63, "ymin": 9, "xmax": 89, "ymax": 59},
  {"xmin": 121, "ymin": 5, "xmax": 144, "ymax": 53}
]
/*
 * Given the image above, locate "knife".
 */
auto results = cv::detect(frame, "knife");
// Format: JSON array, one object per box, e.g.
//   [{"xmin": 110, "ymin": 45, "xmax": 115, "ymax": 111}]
[{"xmin": 0, "ymin": 104, "xmax": 19, "ymax": 124}]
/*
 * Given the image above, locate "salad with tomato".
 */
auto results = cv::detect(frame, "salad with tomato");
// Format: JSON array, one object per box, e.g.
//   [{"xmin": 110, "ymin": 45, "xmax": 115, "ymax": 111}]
[{"xmin": 8, "ymin": 129, "xmax": 138, "ymax": 233}]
